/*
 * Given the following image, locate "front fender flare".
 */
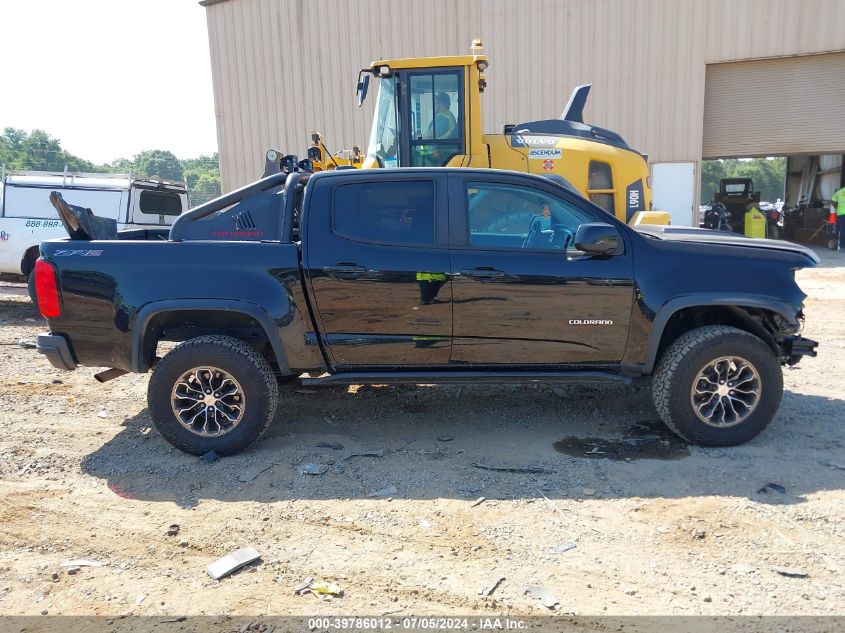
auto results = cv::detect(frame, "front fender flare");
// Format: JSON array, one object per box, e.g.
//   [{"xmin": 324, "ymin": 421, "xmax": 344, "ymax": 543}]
[
  {"xmin": 642, "ymin": 293, "xmax": 798, "ymax": 374},
  {"xmin": 131, "ymin": 299, "xmax": 290, "ymax": 374}
]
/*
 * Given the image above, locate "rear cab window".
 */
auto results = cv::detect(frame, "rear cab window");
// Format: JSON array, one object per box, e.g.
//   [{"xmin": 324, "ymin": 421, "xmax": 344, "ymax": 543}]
[
  {"xmin": 332, "ymin": 180, "xmax": 435, "ymax": 246},
  {"xmin": 138, "ymin": 190, "xmax": 184, "ymax": 216}
]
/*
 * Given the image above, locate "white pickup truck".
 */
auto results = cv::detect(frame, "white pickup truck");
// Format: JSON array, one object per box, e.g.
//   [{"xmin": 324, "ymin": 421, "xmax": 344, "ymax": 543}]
[{"xmin": 0, "ymin": 170, "xmax": 188, "ymax": 289}]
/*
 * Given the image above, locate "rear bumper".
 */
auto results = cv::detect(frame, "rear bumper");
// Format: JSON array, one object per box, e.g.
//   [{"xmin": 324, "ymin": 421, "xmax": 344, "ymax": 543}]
[{"xmin": 36, "ymin": 333, "xmax": 77, "ymax": 370}]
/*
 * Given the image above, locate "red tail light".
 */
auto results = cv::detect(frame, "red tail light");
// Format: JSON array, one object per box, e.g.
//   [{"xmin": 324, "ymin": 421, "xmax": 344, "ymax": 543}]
[{"xmin": 34, "ymin": 259, "xmax": 61, "ymax": 318}]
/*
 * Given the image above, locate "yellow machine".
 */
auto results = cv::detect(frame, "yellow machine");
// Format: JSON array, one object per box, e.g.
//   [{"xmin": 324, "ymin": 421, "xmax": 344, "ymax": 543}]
[
  {"xmin": 302, "ymin": 41, "xmax": 664, "ymax": 225},
  {"xmin": 353, "ymin": 41, "xmax": 663, "ymax": 224}
]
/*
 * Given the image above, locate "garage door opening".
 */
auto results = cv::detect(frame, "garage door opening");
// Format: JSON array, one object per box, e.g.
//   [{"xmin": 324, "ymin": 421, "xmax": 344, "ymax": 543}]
[{"xmin": 699, "ymin": 154, "xmax": 843, "ymax": 248}]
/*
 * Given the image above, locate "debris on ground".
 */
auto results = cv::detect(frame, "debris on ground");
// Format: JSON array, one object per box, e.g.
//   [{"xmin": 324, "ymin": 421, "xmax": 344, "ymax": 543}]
[
  {"xmin": 368, "ymin": 485, "xmax": 397, "ymax": 498},
  {"xmin": 238, "ymin": 462, "xmax": 276, "ymax": 483},
  {"xmin": 206, "ymin": 547, "xmax": 261, "ymax": 580},
  {"xmin": 294, "ymin": 578, "xmax": 343, "ymax": 597},
  {"xmin": 299, "ymin": 462, "xmax": 329, "ymax": 476},
  {"xmin": 136, "ymin": 594, "xmax": 146, "ymax": 605},
  {"xmin": 757, "ymin": 483, "xmax": 786, "ymax": 494},
  {"xmin": 773, "ymin": 567, "xmax": 809, "ymax": 578},
  {"xmin": 199, "ymin": 450, "xmax": 220, "ymax": 462},
  {"xmin": 344, "ymin": 448, "xmax": 386, "ymax": 460},
  {"xmin": 478, "ymin": 575, "xmax": 505, "ymax": 597},
  {"xmin": 470, "ymin": 496, "xmax": 486, "ymax": 508},
  {"xmin": 165, "ymin": 524, "xmax": 180, "ymax": 537},
  {"xmin": 17, "ymin": 339, "xmax": 36, "ymax": 349},
  {"xmin": 317, "ymin": 442, "xmax": 344, "ymax": 450},
  {"xmin": 96, "ymin": 410, "xmax": 108, "ymax": 419},
  {"xmin": 582, "ymin": 488, "xmax": 596, "ymax": 496},
  {"xmin": 418, "ymin": 518, "xmax": 433, "ymax": 528},
  {"xmin": 551, "ymin": 542, "xmax": 577, "ymax": 554},
  {"xmin": 436, "ymin": 435, "xmax": 454, "ymax": 442},
  {"xmin": 60, "ymin": 560, "xmax": 103, "ymax": 568},
  {"xmin": 828, "ymin": 462, "xmax": 845, "ymax": 471},
  {"xmin": 293, "ymin": 578, "xmax": 316, "ymax": 595},
  {"xmin": 526, "ymin": 585, "xmax": 560, "ymax": 609},
  {"xmin": 17, "ymin": 463, "xmax": 31, "ymax": 476},
  {"xmin": 309, "ymin": 580, "xmax": 343, "ymax": 597},
  {"xmin": 471, "ymin": 461, "xmax": 547, "ymax": 474}
]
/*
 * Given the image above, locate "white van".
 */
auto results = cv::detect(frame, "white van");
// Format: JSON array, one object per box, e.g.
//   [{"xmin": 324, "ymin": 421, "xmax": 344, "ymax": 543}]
[{"xmin": 0, "ymin": 169, "xmax": 188, "ymax": 282}]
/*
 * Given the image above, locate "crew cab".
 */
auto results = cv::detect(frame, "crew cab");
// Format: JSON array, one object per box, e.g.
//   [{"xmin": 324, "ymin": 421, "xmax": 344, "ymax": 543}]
[{"xmin": 33, "ymin": 168, "xmax": 818, "ymax": 455}]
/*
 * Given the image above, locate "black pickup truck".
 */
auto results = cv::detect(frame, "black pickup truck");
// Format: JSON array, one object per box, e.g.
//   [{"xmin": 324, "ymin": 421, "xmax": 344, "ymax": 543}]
[{"xmin": 34, "ymin": 168, "xmax": 818, "ymax": 456}]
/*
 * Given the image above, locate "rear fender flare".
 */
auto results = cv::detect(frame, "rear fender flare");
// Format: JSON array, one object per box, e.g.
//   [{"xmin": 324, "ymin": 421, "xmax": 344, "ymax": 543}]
[
  {"xmin": 643, "ymin": 294, "xmax": 798, "ymax": 374},
  {"xmin": 132, "ymin": 299, "xmax": 290, "ymax": 374}
]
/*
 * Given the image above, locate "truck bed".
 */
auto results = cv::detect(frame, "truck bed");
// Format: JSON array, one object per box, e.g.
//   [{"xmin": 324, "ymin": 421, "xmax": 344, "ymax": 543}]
[{"xmin": 40, "ymin": 238, "xmax": 310, "ymax": 372}]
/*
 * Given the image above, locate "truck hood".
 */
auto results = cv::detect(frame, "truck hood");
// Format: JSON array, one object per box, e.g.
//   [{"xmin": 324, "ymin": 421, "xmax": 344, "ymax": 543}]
[{"xmin": 634, "ymin": 225, "xmax": 820, "ymax": 264}]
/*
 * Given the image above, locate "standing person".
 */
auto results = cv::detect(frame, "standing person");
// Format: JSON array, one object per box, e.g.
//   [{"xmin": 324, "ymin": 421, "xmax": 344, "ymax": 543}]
[{"xmin": 833, "ymin": 184, "xmax": 845, "ymax": 252}]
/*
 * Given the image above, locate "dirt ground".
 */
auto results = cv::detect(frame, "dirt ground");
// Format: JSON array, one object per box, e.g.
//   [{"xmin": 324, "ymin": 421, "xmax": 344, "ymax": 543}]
[{"xmin": 0, "ymin": 249, "xmax": 843, "ymax": 621}]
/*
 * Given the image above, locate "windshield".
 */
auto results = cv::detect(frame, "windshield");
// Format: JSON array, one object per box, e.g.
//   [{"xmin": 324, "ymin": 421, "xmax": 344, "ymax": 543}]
[{"xmin": 366, "ymin": 76, "xmax": 399, "ymax": 168}]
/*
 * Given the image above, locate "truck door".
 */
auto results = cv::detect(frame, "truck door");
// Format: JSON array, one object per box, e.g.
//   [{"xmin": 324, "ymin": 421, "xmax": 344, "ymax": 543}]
[
  {"xmin": 447, "ymin": 174, "xmax": 633, "ymax": 365},
  {"xmin": 302, "ymin": 174, "xmax": 452, "ymax": 368}
]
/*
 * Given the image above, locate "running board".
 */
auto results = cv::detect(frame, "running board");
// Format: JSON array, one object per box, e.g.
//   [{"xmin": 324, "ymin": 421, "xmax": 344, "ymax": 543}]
[{"xmin": 301, "ymin": 370, "xmax": 631, "ymax": 387}]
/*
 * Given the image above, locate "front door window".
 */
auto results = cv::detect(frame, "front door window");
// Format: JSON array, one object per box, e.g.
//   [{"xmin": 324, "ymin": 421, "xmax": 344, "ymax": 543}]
[{"xmin": 466, "ymin": 181, "xmax": 594, "ymax": 251}]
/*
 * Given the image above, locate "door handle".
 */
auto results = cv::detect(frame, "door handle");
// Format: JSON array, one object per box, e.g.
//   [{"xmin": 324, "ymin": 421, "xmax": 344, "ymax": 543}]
[
  {"xmin": 461, "ymin": 268, "xmax": 504, "ymax": 279},
  {"xmin": 323, "ymin": 264, "xmax": 366, "ymax": 277}
]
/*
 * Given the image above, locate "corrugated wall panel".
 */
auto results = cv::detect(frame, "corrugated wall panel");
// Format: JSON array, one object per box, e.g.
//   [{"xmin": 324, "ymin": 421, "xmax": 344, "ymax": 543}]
[
  {"xmin": 204, "ymin": 0, "xmax": 845, "ymax": 191},
  {"xmin": 703, "ymin": 52, "xmax": 845, "ymax": 158}
]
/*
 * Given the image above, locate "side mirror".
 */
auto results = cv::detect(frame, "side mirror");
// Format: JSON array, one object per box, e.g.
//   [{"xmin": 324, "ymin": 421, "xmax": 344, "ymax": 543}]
[
  {"xmin": 574, "ymin": 222, "xmax": 623, "ymax": 256},
  {"xmin": 356, "ymin": 71, "xmax": 370, "ymax": 107}
]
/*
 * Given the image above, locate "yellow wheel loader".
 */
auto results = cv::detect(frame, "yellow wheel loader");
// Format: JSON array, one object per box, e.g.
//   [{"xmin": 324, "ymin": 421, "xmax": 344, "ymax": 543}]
[{"xmin": 282, "ymin": 41, "xmax": 668, "ymax": 225}]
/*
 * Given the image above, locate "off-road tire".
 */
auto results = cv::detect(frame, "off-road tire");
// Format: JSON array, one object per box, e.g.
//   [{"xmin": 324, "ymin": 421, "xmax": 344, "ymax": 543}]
[
  {"xmin": 652, "ymin": 325, "xmax": 783, "ymax": 446},
  {"xmin": 148, "ymin": 335, "xmax": 279, "ymax": 456}
]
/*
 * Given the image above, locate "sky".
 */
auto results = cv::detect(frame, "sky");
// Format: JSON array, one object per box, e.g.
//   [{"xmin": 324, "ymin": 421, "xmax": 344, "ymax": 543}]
[{"xmin": 0, "ymin": 0, "xmax": 217, "ymax": 163}]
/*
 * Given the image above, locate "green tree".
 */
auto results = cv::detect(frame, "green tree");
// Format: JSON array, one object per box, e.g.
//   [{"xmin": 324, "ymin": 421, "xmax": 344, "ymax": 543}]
[
  {"xmin": 131, "ymin": 149, "xmax": 184, "ymax": 181},
  {"xmin": 0, "ymin": 127, "xmax": 98, "ymax": 172},
  {"xmin": 180, "ymin": 152, "xmax": 220, "ymax": 194}
]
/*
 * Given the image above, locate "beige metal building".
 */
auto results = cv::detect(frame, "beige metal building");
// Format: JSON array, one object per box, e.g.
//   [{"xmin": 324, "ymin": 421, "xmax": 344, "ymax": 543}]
[{"xmin": 201, "ymin": 0, "xmax": 845, "ymax": 225}]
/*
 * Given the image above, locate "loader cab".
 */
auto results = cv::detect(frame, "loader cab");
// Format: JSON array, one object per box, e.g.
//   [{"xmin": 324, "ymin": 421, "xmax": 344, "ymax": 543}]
[{"xmin": 361, "ymin": 54, "xmax": 488, "ymax": 170}]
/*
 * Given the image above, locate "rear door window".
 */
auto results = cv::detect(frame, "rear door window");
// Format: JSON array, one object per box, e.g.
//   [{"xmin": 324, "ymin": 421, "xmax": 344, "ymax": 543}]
[{"xmin": 333, "ymin": 180, "xmax": 435, "ymax": 246}]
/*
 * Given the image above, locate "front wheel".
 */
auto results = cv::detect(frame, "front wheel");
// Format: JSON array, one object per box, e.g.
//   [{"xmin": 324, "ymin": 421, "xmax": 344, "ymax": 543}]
[
  {"xmin": 652, "ymin": 325, "xmax": 783, "ymax": 446},
  {"xmin": 148, "ymin": 335, "xmax": 279, "ymax": 455}
]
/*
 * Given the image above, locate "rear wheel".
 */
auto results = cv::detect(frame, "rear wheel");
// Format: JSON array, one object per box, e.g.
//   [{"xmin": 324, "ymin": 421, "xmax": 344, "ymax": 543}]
[
  {"xmin": 148, "ymin": 335, "xmax": 279, "ymax": 455},
  {"xmin": 652, "ymin": 325, "xmax": 783, "ymax": 446}
]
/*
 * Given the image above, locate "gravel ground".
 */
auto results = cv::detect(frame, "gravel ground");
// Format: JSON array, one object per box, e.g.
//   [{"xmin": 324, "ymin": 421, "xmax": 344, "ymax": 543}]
[{"xmin": 0, "ymin": 249, "xmax": 842, "ymax": 620}]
